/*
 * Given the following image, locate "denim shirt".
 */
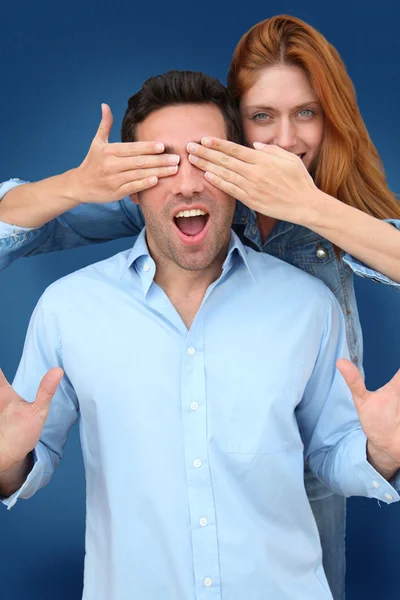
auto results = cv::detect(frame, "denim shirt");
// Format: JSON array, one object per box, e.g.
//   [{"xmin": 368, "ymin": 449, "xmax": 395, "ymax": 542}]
[
  {"xmin": 233, "ymin": 203, "xmax": 389, "ymax": 372},
  {"xmin": 1, "ymin": 178, "xmax": 399, "ymax": 370}
]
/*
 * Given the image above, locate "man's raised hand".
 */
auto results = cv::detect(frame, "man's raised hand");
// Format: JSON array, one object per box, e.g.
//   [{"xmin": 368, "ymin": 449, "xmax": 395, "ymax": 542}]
[
  {"xmin": 0, "ymin": 367, "xmax": 63, "ymax": 473},
  {"xmin": 337, "ymin": 358, "xmax": 400, "ymax": 479}
]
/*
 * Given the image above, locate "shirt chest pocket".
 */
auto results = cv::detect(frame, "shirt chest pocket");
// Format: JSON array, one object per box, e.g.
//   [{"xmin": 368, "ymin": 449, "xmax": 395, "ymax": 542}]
[{"xmin": 207, "ymin": 372, "xmax": 303, "ymax": 455}]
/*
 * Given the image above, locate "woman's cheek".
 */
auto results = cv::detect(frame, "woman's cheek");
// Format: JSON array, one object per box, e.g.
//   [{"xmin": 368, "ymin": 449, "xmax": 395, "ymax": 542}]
[{"xmin": 243, "ymin": 122, "xmax": 268, "ymax": 146}]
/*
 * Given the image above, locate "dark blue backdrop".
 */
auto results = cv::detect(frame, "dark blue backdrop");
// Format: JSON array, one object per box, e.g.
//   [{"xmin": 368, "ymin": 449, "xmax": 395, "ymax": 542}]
[{"xmin": 0, "ymin": 1, "xmax": 399, "ymax": 598}]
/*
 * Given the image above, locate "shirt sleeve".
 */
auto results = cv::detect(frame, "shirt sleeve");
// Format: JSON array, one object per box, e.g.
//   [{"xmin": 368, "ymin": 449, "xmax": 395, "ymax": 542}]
[
  {"xmin": 296, "ymin": 285, "xmax": 400, "ymax": 504},
  {"xmin": 1, "ymin": 292, "xmax": 79, "ymax": 509},
  {"xmin": 342, "ymin": 219, "xmax": 400, "ymax": 289},
  {"xmin": 0, "ymin": 178, "xmax": 144, "ymax": 272}
]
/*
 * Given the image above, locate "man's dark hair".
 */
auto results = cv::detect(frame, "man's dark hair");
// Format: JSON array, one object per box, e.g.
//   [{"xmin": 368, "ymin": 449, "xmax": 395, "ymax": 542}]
[{"xmin": 121, "ymin": 70, "xmax": 242, "ymax": 144}]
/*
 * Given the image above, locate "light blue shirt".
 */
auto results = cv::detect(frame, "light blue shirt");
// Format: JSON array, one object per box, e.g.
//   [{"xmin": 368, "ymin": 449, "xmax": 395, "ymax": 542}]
[
  {"xmin": 1, "ymin": 178, "xmax": 399, "ymax": 373},
  {"xmin": 3, "ymin": 229, "xmax": 398, "ymax": 600}
]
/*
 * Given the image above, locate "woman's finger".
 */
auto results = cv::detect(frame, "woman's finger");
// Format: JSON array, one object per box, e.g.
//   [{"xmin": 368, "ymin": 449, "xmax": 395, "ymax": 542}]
[
  {"xmin": 119, "ymin": 178, "xmax": 159, "ymax": 198},
  {"xmin": 95, "ymin": 103, "xmax": 114, "ymax": 144},
  {"xmin": 253, "ymin": 142, "xmax": 300, "ymax": 162},
  {"xmin": 204, "ymin": 171, "xmax": 250, "ymax": 203},
  {"xmin": 116, "ymin": 154, "xmax": 180, "ymax": 172},
  {"xmin": 188, "ymin": 154, "xmax": 249, "ymax": 190},
  {"xmin": 187, "ymin": 143, "xmax": 251, "ymax": 178},
  {"xmin": 110, "ymin": 141, "xmax": 166, "ymax": 158},
  {"xmin": 199, "ymin": 137, "xmax": 257, "ymax": 164},
  {"xmin": 119, "ymin": 165, "xmax": 178, "ymax": 186}
]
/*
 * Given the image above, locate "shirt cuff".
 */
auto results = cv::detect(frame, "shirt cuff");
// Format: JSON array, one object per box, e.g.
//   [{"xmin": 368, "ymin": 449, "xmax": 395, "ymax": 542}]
[
  {"xmin": 0, "ymin": 221, "xmax": 35, "ymax": 238},
  {"xmin": 351, "ymin": 434, "xmax": 400, "ymax": 504},
  {"xmin": 0, "ymin": 179, "xmax": 37, "ymax": 237},
  {"xmin": 1, "ymin": 444, "xmax": 50, "ymax": 510},
  {"xmin": 342, "ymin": 219, "xmax": 400, "ymax": 288},
  {"xmin": 0, "ymin": 178, "xmax": 27, "ymax": 200}
]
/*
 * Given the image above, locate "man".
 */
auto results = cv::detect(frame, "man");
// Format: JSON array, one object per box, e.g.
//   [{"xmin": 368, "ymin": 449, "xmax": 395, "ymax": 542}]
[{"xmin": 1, "ymin": 71, "xmax": 400, "ymax": 600}]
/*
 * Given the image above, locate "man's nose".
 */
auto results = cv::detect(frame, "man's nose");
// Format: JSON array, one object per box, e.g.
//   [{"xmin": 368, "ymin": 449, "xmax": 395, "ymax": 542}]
[{"xmin": 170, "ymin": 156, "xmax": 205, "ymax": 197}]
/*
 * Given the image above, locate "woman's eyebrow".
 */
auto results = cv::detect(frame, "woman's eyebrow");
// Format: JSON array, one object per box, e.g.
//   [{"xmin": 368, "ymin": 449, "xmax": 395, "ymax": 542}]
[
  {"xmin": 293, "ymin": 101, "xmax": 320, "ymax": 110},
  {"xmin": 244, "ymin": 100, "xmax": 320, "ymax": 112}
]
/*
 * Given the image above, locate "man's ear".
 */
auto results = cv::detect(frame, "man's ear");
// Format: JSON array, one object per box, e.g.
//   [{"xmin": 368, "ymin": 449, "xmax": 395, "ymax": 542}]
[{"xmin": 129, "ymin": 193, "xmax": 139, "ymax": 205}]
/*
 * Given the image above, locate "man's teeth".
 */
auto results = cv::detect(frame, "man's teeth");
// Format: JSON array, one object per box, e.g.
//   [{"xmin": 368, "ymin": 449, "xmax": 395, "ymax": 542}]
[{"xmin": 176, "ymin": 209, "xmax": 207, "ymax": 218}]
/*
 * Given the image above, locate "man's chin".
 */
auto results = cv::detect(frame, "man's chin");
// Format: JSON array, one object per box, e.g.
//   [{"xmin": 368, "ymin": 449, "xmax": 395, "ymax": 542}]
[{"xmin": 172, "ymin": 253, "xmax": 217, "ymax": 272}]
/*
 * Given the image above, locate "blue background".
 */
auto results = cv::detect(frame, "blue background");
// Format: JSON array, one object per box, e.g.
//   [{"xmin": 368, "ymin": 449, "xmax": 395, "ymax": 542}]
[{"xmin": 0, "ymin": 0, "xmax": 399, "ymax": 598}]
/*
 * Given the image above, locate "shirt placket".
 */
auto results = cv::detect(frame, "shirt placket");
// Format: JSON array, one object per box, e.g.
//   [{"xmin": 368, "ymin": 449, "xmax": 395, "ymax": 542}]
[{"xmin": 181, "ymin": 314, "xmax": 222, "ymax": 599}]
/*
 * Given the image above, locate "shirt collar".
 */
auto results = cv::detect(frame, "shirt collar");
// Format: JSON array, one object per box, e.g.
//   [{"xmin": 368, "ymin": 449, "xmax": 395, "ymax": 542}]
[
  {"xmin": 121, "ymin": 228, "xmax": 151, "ymax": 275},
  {"xmin": 119, "ymin": 227, "xmax": 256, "ymax": 285},
  {"xmin": 223, "ymin": 229, "xmax": 256, "ymax": 283}
]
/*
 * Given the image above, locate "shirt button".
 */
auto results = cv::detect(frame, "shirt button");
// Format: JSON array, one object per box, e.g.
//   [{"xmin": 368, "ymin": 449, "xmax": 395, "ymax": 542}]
[
  {"xmin": 372, "ymin": 480, "xmax": 380, "ymax": 489},
  {"xmin": 143, "ymin": 263, "xmax": 150, "ymax": 272},
  {"xmin": 193, "ymin": 458, "xmax": 202, "ymax": 468},
  {"xmin": 385, "ymin": 493, "xmax": 393, "ymax": 501},
  {"xmin": 190, "ymin": 401, "xmax": 199, "ymax": 411},
  {"xmin": 199, "ymin": 517, "xmax": 208, "ymax": 527},
  {"xmin": 187, "ymin": 347, "xmax": 196, "ymax": 356},
  {"xmin": 203, "ymin": 577, "xmax": 213, "ymax": 587}
]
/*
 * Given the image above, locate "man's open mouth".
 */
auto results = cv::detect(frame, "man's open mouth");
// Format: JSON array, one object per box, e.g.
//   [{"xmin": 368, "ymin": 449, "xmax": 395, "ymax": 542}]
[{"xmin": 173, "ymin": 208, "xmax": 210, "ymax": 244}]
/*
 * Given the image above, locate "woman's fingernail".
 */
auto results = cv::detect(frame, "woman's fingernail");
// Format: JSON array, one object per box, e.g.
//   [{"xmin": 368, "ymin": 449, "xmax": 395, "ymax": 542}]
[
  {"xmin": 201, "ymin": 137, "xmax": 212, "ymax": 147},
  {"xmin": 253, "ymin": 142, "xmax": 266, "ymax": 149},
  {"xmin": 189, "ymin": 154, "xmax": 198, "ymax": 163},
  {"xmin": 168, "ymin": 154, "xmax": 180, "ymax": 165},
  {"xmin": 187, "ymin": 142, "xmax": 199, "ymax": 153}
]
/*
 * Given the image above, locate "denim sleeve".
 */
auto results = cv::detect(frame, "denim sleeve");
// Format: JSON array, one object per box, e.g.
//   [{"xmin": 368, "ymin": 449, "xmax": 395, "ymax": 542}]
[
  {"xmin": 297, "ymin": 285, "xmax": 399, "ymax": 504},
  {"xmin": 342, "ymin": 219, "xmax": 400, "ymax": 290},
  {"xmin": 1, "ymin": 292, "xmax": 79, "ymax": 509},
  {"xmin": 0, "ymin": 179, "xmax": 144, "ymax": 271}
]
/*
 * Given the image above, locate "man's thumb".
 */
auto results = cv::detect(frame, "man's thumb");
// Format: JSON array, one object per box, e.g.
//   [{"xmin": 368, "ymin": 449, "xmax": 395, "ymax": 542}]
[
  {"xmin": 34, "ymin": 367, "xmax": 64, "ymax": 414},
  {"xmin": 336, "ymin": 358, "xmax": 367, "ymax": 409},
  {"xmin": 96, "ymin": 103, "xmax": 113, "ymax": 143}
]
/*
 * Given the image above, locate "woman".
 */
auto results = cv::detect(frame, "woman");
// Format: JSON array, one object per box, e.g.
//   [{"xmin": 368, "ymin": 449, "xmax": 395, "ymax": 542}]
[
  {"xmin": 0, "ymin": 15, "xmax": 399, "ymax": 600},
  {"xmin": 185, "ymin": 15, "xmax": 400, "ymax": 600}
]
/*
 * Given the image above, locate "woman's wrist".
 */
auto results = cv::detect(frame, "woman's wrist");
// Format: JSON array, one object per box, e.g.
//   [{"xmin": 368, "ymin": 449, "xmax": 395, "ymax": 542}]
[{"xmin": 297, "ymin": 188, "xmax": 342, "ymax": 231}]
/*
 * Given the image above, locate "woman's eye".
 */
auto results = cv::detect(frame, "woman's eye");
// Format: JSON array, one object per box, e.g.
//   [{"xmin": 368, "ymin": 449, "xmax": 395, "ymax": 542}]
[
  {"xmin": 298, "ymin": 109, "xmax": 314, "ymax": 118},
  {"xmin": 252, "ymin": 113, "xmax": 270, "ymax": 121}
]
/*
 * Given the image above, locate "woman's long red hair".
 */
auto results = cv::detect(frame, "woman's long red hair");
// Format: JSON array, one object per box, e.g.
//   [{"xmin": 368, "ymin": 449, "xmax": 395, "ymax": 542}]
[{"xmin": 228, "ymin": 15, "xmax": 399, "ymax": 219}]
